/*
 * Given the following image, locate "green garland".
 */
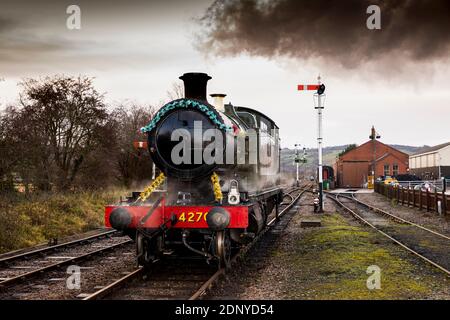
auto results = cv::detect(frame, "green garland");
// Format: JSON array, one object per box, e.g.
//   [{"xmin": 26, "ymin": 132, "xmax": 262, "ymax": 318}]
[{"xmin": 141, "ymin": 99, "xmax": 232, "ymax": 133}]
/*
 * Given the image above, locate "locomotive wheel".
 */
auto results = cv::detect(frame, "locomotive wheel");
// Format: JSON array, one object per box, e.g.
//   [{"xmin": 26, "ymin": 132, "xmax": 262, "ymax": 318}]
[
  {"xmin": 136, "ymin": 232, "xmax": 162, "ymax": 267},
  {"xmin": 136, "ymin": 232, "xmax": 149, "ymax": 266},
  {"xmin": 215, "ymin": 230, "xmax": 231, "ymax": 269}
]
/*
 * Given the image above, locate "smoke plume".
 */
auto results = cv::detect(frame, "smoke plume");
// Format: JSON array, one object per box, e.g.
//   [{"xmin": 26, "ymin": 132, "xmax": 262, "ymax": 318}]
[{"xmin": 198, "ymin": 0, "xmax": 450, "ymax": 68}]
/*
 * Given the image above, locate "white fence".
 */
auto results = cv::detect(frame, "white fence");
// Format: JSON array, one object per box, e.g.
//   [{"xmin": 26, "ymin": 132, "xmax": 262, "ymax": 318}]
[{"xmin": 396, "ymin": 179, "xmax": 449, "ymax": 191}]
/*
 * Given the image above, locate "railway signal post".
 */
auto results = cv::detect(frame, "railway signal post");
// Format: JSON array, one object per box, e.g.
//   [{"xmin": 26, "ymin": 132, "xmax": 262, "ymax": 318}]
[
  {"xmin": 298, "ymin": 76, "xmax": 326, "ymax": 213},
  {"xmin": 294, "ymin": 144, "xmax": 307, "ymax": 187},
  {"xmin": 294, "ymin": 144, "xmax": 300, "ymax": 186}
]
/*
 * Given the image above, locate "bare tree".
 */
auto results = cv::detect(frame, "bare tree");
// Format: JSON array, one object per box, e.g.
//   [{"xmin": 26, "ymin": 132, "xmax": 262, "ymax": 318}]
[
  {"xmin": 111, "ymin": 104, "xmax": 155, "ymax": 187},
  {"xmin": 18, "ymin": 75, "xmax": 110, "ymax": 190},
  {"xmin": 166, "ymin": 82, "xmax": 184, "ymax": 100},
  {"xmin": 1, "ymin": 105, "xmax": 52, "ymax": 192},
  {"xmin": 0, "ymin": 110, "xmax": 15, "ymax": 192}
]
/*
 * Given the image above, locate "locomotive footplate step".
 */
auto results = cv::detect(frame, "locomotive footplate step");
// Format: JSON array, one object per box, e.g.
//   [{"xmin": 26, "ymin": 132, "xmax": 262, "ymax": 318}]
[{"xmin": 300, "ymin": 218, "xmax": 322, "ymax": 228}]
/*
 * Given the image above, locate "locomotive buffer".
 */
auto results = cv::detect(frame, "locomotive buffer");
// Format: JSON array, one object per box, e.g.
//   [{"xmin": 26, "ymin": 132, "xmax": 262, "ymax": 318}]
[{"xmin": 298, "ymin": 77, "xmax": 326, "ymax": 213}]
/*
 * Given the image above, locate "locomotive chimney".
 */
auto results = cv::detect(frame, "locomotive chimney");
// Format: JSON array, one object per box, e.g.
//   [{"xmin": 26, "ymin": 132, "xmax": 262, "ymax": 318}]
[
  {"xmin": 210, "ymin": 93, "xmax": 226, "ymax": 112},
  {"xmin": 179, "ymin": 72, "xmax": 212, "ymax": 101}
]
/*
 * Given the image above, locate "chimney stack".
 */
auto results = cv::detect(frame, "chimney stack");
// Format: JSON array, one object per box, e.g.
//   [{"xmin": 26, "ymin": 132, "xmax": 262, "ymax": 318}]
[
  {"xmin": 210, "ymin": 93, "xmax": 226, "ymax": 112},
  {"xmin": 370, "ymin": 126, "xmax": 381, "ymax": 140},
  {"xmin": 179, "ymin": 72, "xmax": 211, "ymax": 101},
  {"xmin": 370, "ymin": 126, "xmax": 376, "ymax": 140}
]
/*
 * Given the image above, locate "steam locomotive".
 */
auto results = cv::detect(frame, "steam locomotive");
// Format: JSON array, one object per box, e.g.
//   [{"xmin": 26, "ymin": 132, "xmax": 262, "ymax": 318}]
[{"xmin": 105, "ymin": 72, "xmax": 283, "ymax": 267}]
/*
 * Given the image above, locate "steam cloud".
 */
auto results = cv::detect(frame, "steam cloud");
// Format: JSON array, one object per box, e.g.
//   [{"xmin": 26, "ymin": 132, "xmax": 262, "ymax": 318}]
[{"xmin": 198, "ymin": 0, "xmax": 450, "ymax": 67}]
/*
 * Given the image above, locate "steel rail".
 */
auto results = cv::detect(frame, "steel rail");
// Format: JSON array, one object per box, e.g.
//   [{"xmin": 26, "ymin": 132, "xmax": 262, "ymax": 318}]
[
  {"xmin": 349, "ymin": 193, "xmax": 450, "ymax": 241},
  {"xmin": 0, "ymin": 239, "xmax": 132, "ymax": 288},
  {"xmin": 267, "ymin": 187, "xmax": 309, "ymax": 226},
  {"xmin": 0, "ymin": 229, "xmax": 118, "ymax": 265},
  {"xmin": 330, "ymin": 193, "xmax": 450, "ymax": 277},
  {"xmin": 82, "ymin": 267, "xmax": 144, "ymax": 300}
]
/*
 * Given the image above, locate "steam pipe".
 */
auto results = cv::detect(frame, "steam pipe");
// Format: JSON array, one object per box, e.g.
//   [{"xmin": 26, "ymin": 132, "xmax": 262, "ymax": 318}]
[{"xmin": 181, "ymin": 231, "xmax": 214, "ymax": 259}]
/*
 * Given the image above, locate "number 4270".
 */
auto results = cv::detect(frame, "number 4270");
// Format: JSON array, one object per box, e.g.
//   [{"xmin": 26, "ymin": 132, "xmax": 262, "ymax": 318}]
[{"xmin": 178, "ymin": 212, "xmax": 208, "ymax": 222}]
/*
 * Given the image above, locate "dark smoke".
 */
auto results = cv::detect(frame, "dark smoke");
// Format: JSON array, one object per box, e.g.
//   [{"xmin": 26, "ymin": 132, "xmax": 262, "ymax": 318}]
[
  {"xmin": 198, "ymin": 0, "xmax": 450, "ymax": 67},
  {"xmin": 0, "ymin": 17, "xmax": 16, "ymax": 34}
]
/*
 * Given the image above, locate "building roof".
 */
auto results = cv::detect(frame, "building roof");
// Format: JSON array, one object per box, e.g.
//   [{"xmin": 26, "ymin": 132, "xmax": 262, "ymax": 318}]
[
  {"xmin": 411, "ymin": 141, "xmax": 450, "ymax": 156},
  {"xmin": 338, "ymin": 139, "xmax": 408, "ymax": 161}
]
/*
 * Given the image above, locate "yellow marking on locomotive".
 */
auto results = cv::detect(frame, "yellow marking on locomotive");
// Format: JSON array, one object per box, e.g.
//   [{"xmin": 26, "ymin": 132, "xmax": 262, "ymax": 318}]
[
  {"xmin": 177, "ymin": 211, "xmax": 209, "ymax": 222},
  {"xmin": 138, "ymin": 172, "xmax": 166, "ymax": 202},
  {"xmin": 211, "ymin": 172, "xmax": 223, "ymax": 203}
]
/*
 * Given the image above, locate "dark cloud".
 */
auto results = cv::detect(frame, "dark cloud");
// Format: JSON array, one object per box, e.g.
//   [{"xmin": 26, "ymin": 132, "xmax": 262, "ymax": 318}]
[
  {"xmin": 0, "ymin": 17, "xmax": 17, "ymax": 34},
  {"xmin": 197, "ymin": 0, "xmax": 450, "ymax": 68}
]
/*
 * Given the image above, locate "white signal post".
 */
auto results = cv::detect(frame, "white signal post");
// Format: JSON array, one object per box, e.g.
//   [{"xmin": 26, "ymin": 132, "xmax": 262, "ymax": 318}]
[
  {"xmin": 298, "ymin": 76, "xmax": 326, "ymax": 213},
  {"xmin": 294, "ymin": 144, "xmax": 300, "ymax": 186},
  {"xmin": 294, "ymin": 144, "xmax": 307, "ymax": 187}
]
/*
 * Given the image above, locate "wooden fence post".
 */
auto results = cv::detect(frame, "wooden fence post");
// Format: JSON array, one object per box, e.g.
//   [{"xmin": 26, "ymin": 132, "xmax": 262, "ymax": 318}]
[
  {"xmin": 419, "ymin": 189, "xmax": 422, "ymax": 210},
  {"xmin": 412, "ymin": 188, "xmax": 415, "ymax": 208},
  {"xmin": 435, "ymin": 189, "xmax": 438, "ymax": 213},
  {"xmin": 443, "ymin": 191, "xmax": 447, "ymax": 215}
]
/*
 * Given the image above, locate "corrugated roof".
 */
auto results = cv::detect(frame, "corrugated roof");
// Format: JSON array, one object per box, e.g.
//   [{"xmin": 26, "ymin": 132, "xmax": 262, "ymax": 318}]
[{"xmin": 412, "ymin": 141, "xmax": 450, "ymax": 156}]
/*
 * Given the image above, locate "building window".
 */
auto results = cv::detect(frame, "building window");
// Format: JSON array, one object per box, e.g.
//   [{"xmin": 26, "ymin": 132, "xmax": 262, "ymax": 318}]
[
  {"xmin": 393, "ymin": 164, "xmax": 399, "ymax": 176},
  {"xmin": 384, "ymin": 164, "xmax": 390, "ymax": 176}
]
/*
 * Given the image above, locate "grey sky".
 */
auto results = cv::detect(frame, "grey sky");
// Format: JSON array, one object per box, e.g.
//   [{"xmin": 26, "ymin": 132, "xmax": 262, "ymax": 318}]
[{"xmin": 0, "ymin": 0, "xmax": 449, "ymax": 149}]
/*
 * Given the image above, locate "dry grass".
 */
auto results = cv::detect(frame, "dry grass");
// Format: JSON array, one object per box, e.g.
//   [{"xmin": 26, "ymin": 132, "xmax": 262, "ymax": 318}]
[{"xmin": 0, "ymin": 189, "xmax": 125, "ymax": 254}]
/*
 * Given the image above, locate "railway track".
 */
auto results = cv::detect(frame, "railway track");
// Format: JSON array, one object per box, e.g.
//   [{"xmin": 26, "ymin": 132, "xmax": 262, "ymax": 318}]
[
  {"xmin": 82, "ymin": 186, "xmax": 310, "ymax": 300},
  {"xmin": 328, "ymin": 192, "xmax": 450, "ymax": 276},
  {"xmin": 0, "ymin": 229, "xmax": 118, "ymax": 264},
  {"xmin": 0, "ymin": 230, "xmax": 131, "ymax": 291}
]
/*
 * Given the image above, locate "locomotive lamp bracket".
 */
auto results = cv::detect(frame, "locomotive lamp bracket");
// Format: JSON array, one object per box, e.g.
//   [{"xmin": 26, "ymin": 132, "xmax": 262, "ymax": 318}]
[{"xmin": 228, "ymin": 180, "xmax": 240, "ymax": 205}]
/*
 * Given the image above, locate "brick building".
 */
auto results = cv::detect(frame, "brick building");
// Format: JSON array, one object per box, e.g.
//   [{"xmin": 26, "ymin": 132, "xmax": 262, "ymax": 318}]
[{"xmin": 334, "ymin": 127, "xmax": 409, "ymax": 188}]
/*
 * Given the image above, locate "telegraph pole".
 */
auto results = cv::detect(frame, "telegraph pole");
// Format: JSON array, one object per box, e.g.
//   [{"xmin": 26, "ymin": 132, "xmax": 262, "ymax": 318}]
[
  {"xmin": 298, "ymin": 76, "xmax": 326, "ymax": 213},
  {"xmin": 369, "ymin": 126, "xmax": 381, "ymax": 188}
]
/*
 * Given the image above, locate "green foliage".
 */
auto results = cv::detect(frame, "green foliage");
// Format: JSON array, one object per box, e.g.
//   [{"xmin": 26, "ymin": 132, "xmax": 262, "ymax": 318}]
[
  {"xmin": 0, "ymin": 189, "xmax": 124, "ymax": 253},
  {"xmin": 338, "ymin": 144, "xmax": 358, "ymax": 157}
]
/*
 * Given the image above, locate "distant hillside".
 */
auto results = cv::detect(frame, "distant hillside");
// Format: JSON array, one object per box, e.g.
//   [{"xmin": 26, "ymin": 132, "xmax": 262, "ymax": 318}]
[
  {"xmin": 389, "ymin": 145, "xmax": 422, "ymax": 155},
  {"xmin": 281, "ymin": 144, "xmax": 421, "ymax": 175}
]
